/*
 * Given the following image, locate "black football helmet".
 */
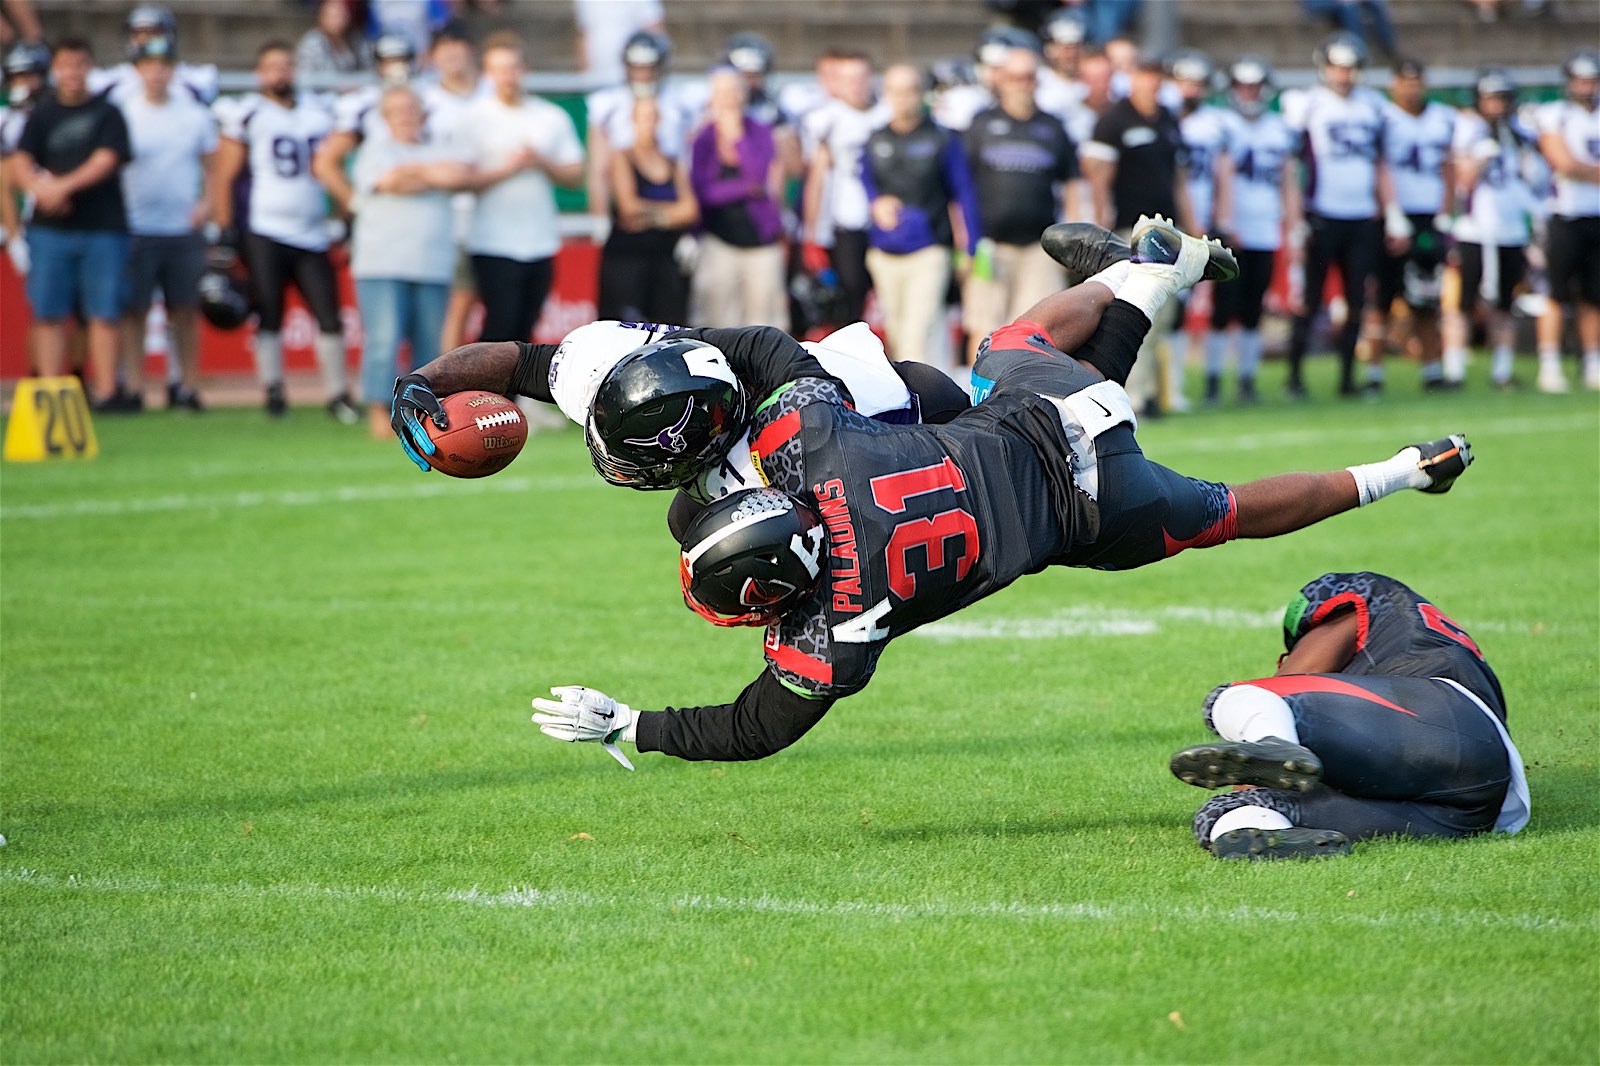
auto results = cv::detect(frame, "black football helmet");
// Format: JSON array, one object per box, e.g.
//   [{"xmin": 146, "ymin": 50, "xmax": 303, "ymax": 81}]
[
  {"xmin": 1166, "ymin": 47, "xmax": 1215, "ymax": 87},
  {"xmin": 723, "ymin": 32, "xmax": 773, "ymax": 76},
  {"xmin": 623, "ymin": 29, "xmax": 671, "ymax": 71},
  {"xmin": 1563, "ymin": 48, "xmax": 1600, "ymax": 107},
  {"xmin": 679, "ymin": 488, "xmax": 827, "ymax": 627},
  {"xmin": 975, "ymin": 25, "xmax": 1040, "ymax": 70},
  {"xmin": 198, "ymin": 266, "xmax": 251, "ymax": 330},
  {"xmin": 586, "ymin": 338, "xmax": 748, "ymax": 490},
  {"xmin": 1314, "ymin": 31, "xmax": 1367, "ymax": 73},
  {"xmin": 125, "ymin": 3, "xmax": 177, "ymax": 39},
  {"xmin": 3, "ymin": 40, "xmax": 51, "ymax": 79},
  {"xmin": 1227, "ymin": 55, "xmax": 1276, "ymax": 117}
]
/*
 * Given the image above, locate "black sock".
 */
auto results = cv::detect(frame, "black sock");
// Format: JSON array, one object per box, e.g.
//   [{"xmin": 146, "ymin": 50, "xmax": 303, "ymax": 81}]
[{"xmin": 1072, "ymin": 300, "xmax": 1151, "ymax": 386}]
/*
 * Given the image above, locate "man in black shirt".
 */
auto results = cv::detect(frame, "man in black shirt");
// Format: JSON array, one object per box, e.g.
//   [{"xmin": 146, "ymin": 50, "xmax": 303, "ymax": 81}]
[
  {"xmin": 1170, "ymin": 572, "xmax": 1527, "ymax": 861},
  {"xmin": 527, "ymin": 218, "xmax": 1476, "ymax": 767},
  {"xmin": 13, "ymin": 37, "xmax": 131, "ymax": 403},
  {"xmin": 1082, "ymin": 56, "xmax": 1196, "ymax": 416},
  {"xmin": 961, "ymin": 45, "xmax": 1078, "ymax": 361}
]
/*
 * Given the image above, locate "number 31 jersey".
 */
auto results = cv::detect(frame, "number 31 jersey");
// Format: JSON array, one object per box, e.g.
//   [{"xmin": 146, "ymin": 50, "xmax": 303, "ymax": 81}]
[
  {"xmin": 218, "ymin": 92, "xmax": 335, "ymax": 251},
  {"xmin": 751, "ymin": 378, "xmax": 1074, "ymax": 699}
]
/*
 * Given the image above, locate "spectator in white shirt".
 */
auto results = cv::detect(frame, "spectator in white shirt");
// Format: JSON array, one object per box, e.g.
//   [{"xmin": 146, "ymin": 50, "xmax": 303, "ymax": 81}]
[
  {"xmin": 117, "ymin": 34, "xmax": 216, "ymax": 411},
  {"xmin": 351, "ymin": 85, "xmax": 485, "ymax": 438},
  {"xmin": 461, "ymin": 31, "xmax": 585, "ymax": 342}
]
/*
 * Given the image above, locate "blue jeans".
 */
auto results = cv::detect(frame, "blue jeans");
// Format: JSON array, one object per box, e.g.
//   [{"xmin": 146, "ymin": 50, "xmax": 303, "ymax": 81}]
[
  {"xmin": 26, "ymin": 226, "xmax": 129, "ymax": 321},
  {"xmin": 356, "ymin": 277, "xmax": 449, "ymax": 404}
]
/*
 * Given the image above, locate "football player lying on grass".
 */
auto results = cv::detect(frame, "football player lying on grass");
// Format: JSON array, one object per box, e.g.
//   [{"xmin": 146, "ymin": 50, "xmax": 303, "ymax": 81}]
[
  {"xmin": 1169, "ymin": 571, "xmax": 1528, "ymax": 861},
  {"xmin": 528, "ymin": 216, "xmax": 1477, "ymax": 767}
]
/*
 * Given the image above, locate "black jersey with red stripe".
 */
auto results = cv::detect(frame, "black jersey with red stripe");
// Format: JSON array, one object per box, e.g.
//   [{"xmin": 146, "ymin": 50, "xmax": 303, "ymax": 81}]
[
  {"xmin": 1282, "ymin": 571, "xmax": 1507, "ymax": 719},
  {"xmin": 752, "ymin": 376, "xmax": 1078, "ymax": 699}
]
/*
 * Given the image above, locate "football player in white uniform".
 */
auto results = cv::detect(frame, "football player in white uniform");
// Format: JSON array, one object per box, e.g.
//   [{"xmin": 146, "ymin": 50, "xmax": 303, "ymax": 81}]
[
  {"xmin": 1444, "ymin": 68, "xmax": 1544, "ymax": 390},
  {"xmin": 211, "ymin": 41, "xmax": 355, "ymax": 420},
  {"xmin": 1205, "ymin": 56, "xmax": 1302, "ymax": 405},
  {"xmin": 311, "ymin": 33, "xmax": 417, "ymax": 218},
  {"xmin": 0, "ymin": 40, "xmax": 49, "ymax": 279},
  {"xmin": 1533, "ymin": 48, "xmax": 1600, "ymax": 392},
  {"xmin": 1168, "ymin": 48, "xmax": 1229, "ymax": 412},
  {"xmin": 1280, "ymin": 32, "xmax": 1399, "ymax": 398},
  {"xmin": 88, "ymin": 3, "xmax": 218, "ymax": 107},
  {"xmin": 1365, "ymin": 58, "xmax": 1456, "ymax": 394}
]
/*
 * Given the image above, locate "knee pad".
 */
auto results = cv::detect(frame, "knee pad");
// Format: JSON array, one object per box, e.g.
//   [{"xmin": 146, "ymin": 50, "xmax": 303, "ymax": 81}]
[{"xmin": 1201, "ymin": 683, "xmax": 1233, "ymax": 734}]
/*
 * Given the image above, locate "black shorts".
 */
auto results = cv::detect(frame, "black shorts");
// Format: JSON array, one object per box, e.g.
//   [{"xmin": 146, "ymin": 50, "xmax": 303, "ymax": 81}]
[
  {"xmin": 125, "ymin": 232, "xmax": 206, "ymax": 313},
  {"xmin": 1210, "ymin": 248, "xmax": 1277, "ymax": 330},
  {"xmin": 1455, "ymin": 242, "xmax": 1528, "ymax": 315},
  {"xmin": 1377, "ymin": 213, "xmax": 1446, "ymax": 312},
  {"xmin": 1544, "ymin": 214, "xmax": 1600, "ymax": 308}
]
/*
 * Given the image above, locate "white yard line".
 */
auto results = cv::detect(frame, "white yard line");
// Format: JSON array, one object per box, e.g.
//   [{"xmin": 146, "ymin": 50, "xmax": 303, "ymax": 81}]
[
  {"xmin": 0, "ymin": 867, "xmax": 1587, "ymax": 933},
  {"xmin": 915, "ymin": 605, "xmax": 1527, "ymax": 639},
  {"xmin": 3, "ymin": 411, "xmax": 1594, "ymax": 522},
  {"xmin": 0, "ymin": 474, "xmax": 599, "ymax": 520}
]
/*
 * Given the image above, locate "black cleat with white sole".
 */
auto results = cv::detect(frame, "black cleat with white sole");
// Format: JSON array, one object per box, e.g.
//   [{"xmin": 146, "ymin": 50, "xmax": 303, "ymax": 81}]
[
  {"xmin": 1211, "ymin": 826, "xmax": 1352, "ymax": 861},
  {"xmin": 1412, "ymin": 433, "xmax": 1473, "ymax": 494},
  {"xmin": 1170, "ymin": 737, "xmax": 1324, "ymax": 792},
  {"xmin": 1041, "ymin": 222, "xmax": 1130, "ymax": 281},
  {"xmin": 1129, "ymin": 214, "xmax": 1239, "ymax": 283}
]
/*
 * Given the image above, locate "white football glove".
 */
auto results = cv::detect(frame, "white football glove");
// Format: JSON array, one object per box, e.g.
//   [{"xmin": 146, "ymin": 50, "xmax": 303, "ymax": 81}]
[{"xmin": 531, "ymin": 686, "xmax": 637, "ymax": 771}]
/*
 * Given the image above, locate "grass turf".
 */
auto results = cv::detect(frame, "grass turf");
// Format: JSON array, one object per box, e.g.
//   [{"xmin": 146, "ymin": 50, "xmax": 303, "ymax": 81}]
[{"xmin": 2, "ymin": 358, "xmax": 1597, "ymax": 1064}]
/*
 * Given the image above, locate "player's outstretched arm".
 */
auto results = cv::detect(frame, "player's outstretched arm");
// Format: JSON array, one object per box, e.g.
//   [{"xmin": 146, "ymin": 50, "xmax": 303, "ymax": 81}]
[
  {"xmin": 531, "ymin": 671, "xmax": 837, "ymax": 765},
  {"xmin": 391, "ymin": 341, "xmax": 560, "ymax": 470}
]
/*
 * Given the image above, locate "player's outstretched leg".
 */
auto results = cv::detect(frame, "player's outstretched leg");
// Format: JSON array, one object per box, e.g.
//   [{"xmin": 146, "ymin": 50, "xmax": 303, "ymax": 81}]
[{"xmin": 1190, "ymin": 787, "xmax": 1353, "ymax": 862}]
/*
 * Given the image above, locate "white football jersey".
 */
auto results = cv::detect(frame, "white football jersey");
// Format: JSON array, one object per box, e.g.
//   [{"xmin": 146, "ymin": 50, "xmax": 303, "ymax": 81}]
[
  {"xmin": 546, "ymin": 320, "xmax": 917, "ymax": 503},
  {"xmin": 219, "ymin": 92, "xmax": 336, "ymax": 251},
  {"xmin": 1283, "ymin": 84, "xmax": 1387, "ymax": 220},
  {"xmin": 1452, "ymin": 112, "xmax": 1540, "ymax": 247},
  {"xmin": 1383, "ymin": 99, "xmax": 1456, "ymax": 214},
  {"xmin": 1534, "ymin": 99, "xmax": 1600, "ymax": 218},
  {"xmin": 1179, "ymin": 105, "xmax": 1231, "ymax": 230},
  {"xmin": 933, "ymin": 84, "xmax": 994, "ymax": 133},
  {"xmin": 0, "ymin": 105, "xmax": 26, "ymax": 157},
  {"xmin": 804, "ymin": 98, "xmax": 891, "ymax": 233},
  {"xmin": 585, "ymin": 82, "xmax": 696, "ymax": 158},
  {"xmin": 91, "ymin": 61, "xmax": 219, "ymax": 106},
  {"xmin": 1220, "ymin": 109, "xmax": 1299, "ymax": 251},
  {"xmin": 331, "ymin": 85, "xmax": 384, "ymax": 142}
]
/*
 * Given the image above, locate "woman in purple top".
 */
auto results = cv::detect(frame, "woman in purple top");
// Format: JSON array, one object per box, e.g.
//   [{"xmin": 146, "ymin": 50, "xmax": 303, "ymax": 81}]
[{"xmin": 687, "ymin": 68, "xmax": 787, "ymax": 328}]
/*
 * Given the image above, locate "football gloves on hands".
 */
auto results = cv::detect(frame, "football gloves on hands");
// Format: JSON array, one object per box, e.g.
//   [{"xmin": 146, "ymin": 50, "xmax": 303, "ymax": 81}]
[
  {"xmin": 391, "ymin": 373, "xmax": 448, "ymax": 471},
  {"xmin": 531, "ymin": 686, "xmax": 637, "ymax": 771}
]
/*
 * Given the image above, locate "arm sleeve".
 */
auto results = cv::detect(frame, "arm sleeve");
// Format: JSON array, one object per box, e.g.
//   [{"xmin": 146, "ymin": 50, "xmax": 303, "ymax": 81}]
[
  {"xmin": 941, "ymin": 130, "xmax": 982, "ymax": 256},
  {"xmin": 508, "ymin": 341, "xmax": 562, "ymax": 404},
  {"xmin": 671, "ymin": 326, "xmax": 852, "ymax": 404},
  {"xmin": 634, "ymin": 669, "xmax": 838, "ymax": 761}
]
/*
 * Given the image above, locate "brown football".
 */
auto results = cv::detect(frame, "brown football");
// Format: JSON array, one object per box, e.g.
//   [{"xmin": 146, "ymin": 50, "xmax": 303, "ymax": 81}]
[{"xmin": 422, "ymin": 391, "xmax": 529, "ymax": 478}]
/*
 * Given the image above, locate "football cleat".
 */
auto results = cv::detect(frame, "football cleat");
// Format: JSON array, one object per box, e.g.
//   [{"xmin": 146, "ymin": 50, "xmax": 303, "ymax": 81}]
[
  {"xmin": 1040, "ymin": 222, "xmax": 1129, "ymax": 281},
  {"xmin": 1412, "ymin": 433, "xmax": 1473, "ymax": 494},
  {"xmin": 1211, "ymin": 826, "xmax": 1351, "ymax": 861},
  {"xmin": 265, "ymin": 383, "xmax": 288, "ymax": 418},
  {"xmin": 1129, "ymin": 214, "xmax": 1239, "ymax": 283},
  {"xmin": 1170, "ymin": 737, "xmax": 1323, "ymax": 792},
  {"xmin": 1536, "ymin": 364, "xmax": 1571, "ymax": 394}
]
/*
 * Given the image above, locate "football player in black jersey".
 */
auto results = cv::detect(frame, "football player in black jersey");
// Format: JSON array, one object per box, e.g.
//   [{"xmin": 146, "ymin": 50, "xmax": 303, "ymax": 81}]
[
  {"xmin": 530, "ymin": 217, "xmax": 1477, "ymax": 767},
  {"xmin": 1170, "ymin": 572, "xmax": 1528, "ymax": 861}
]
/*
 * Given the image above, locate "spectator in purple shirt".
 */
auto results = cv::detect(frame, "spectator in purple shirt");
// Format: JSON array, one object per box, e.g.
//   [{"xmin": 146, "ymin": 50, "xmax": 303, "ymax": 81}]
[
  {"xmin": 688, "ymin": 67, "xmax": 786, "ymax": 328},
  {"xmin": 860, "ymin": 63, "xmax": 980, "ymax": 368}
]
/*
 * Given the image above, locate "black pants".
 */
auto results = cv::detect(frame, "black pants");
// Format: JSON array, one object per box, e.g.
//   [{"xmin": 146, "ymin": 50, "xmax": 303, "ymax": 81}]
[
  {"xmin": 1288, "ymin": 215, "xmax": 1382, "ymax": 391},
  {"xmin": 1545, "ymin": 214, "xmax": 1600, "ymax": 308},
  {"xmin": 598, "ymin": 236, "xmax": 688, "ymax": 324},
  {"xmin": 241, "ymin": 232, "xmax": 341, "ymax": 334},
  {"xmin": 1456, "ymin": 242, "xmax": 1528, "ymax": 316},
  {"xmin": 1210, "ymin": 248, "xmax": 1277, "ymax": 331},
  {"xmin": 471, "ymin": 254, "xmax": 554, "ymax": 342},
  {"xmin": 829, "ymin": 227, "xmax": 872, "ymax": 324},
  {"xmin": 1241, "ymin": 674, "xmax": 1511, "ymax": 839}
]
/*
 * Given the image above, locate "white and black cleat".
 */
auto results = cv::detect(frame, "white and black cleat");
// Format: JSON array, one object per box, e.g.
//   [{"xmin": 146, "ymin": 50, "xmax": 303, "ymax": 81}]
[
  {"xmin": 1412, "ymin": 433, "xmax": 1473, "ymax": 494},
  {"xmin": 1211, "ymin": 826, "xmax": 1352, "ymax": 861},
  {"xmin": 1170, "ymin": 737, "xmax": 1323, "ymax": 792},
  {"xmin": 1128, "ymin": 214, "xmax": 1239, "ymax": 283}
]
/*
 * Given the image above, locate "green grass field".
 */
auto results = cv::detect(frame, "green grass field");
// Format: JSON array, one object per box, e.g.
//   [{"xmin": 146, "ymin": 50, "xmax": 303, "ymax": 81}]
[{"xmin": 2, "ymin": 360, "xmax": 1597, "ymax": 1064}]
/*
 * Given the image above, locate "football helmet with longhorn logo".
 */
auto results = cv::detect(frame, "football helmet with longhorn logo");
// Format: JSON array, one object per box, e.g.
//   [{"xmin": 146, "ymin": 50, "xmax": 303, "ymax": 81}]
[
  {"xmin": 679, "ymin": 489, "xmax": 827, "ymax": 627},
  {"xmin": 585, "ymin": 338, "xmax": 749, "ymax": 490}
]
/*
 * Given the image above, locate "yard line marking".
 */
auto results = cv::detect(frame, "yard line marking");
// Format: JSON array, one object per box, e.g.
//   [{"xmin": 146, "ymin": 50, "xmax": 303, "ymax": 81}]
[
  {"xmin": 915, "ymin": 605, "xmax": 1530, "ymax": 640},
  {"xmin": 1, "ymin": 867, "xmax": 1588, "ymax": 933},
  {"xmin": 0, "ymin": 475, "xmax": 601, "ymax": 520},
  {"xmin": 1158, "ymin": 412, "xmax": 1598, "ymax": 455}
]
